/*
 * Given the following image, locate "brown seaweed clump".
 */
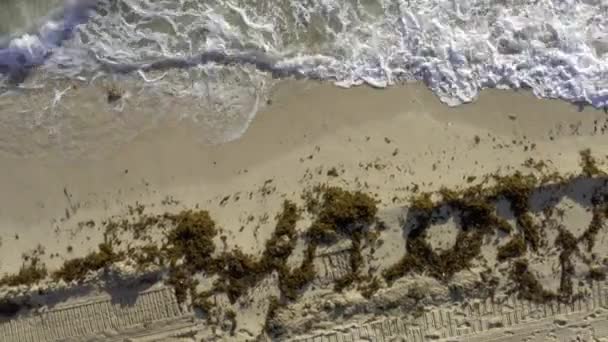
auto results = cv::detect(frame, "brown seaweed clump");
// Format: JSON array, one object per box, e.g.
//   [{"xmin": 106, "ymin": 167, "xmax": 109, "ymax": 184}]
[
  {"xmin": 212, "ymin": 201, "xmax": 303, "ymax": 303},
  {"xmin": 384, "ymin": 188, "xmax": 503, "ymax": 283},
  {"xmin": 385, "ymin": 230, "xmax": 484, "ymax": 283},
  {"xmin": 358, "ymin": 276, "xmax": 381, "ymax": 298},
  {"xmin": 588, "ymin": 267, "xmax": 606, "ymax": 281},
  {"xmin": 278, "ymin": 244, "xmax": 316, "ymax": 301},
  {"xmin": 509, "ymin": 259, "xmax": 555, "ymax": 303},
  {"xmin": 383, "ymin": 151, "xmax": 608, "ymax": 302},
  {"xmin": 105, "ymin": 83, "xmax": 123, "ymax": 103},
  {"xmin": 304, "ymin": 187, "xmax": 378, "ymax": 292},
  {"xmin": 580, "ymin": 203, "xmax": 608, "ymax": 252},
  {"xmin": 579, "ymin": 149, "xmax": 604, "ymax": 177},
  {"xmin": 382, "ymin": 236, "xmax": 433, "ymax": 284},
  {"xmin": 129, "ymin": 244, "xmax": 163, "ymax": 270},
  {"xmin": 164, "ymin": 210, "xmax": 218, "ymax": 272},
  {"xmin": 0, "ymin": 250, "xmax": 47, "ymax": 287},
  {"xmin": 555, "ymin": 229, "xmax": 578, "ymax": 299},
  {"xmin": 441, "ymin": 187, "xmax": 512, "ymax": 234},
  {"xmin": 410, "ymin": 192, "xmax": 434, "ymax": 216},
  {"xmin": 260, "ymin": 201, "xmax": 299, "ymax": 271},
  {"xmin": 206, "ymin": 187, "xmax": 378, "ymax": 302},
  {"xmin": 214, "ymin": 248, "xmax": 275, "ymax": 303},
  {"xmin": 52, "ymin": 242, "xmax": 124, "ymax": 283},
  {"xmin": 384, "ymin": 161, "xmax": 605, "ymax": 301},
  {"xmin": 491, "ymin": 172, "xmax": 541, "ymax": 250},
  {"xmin": 167, "ymin": 265, "xmax": 198, "ymax": 304},
  {"xmin": 306, "ymin": 186, "xmax": 378, "ymax": 244},
  {"xmin": 497, "ymin": 235, "xmax": 527, "ymax": 261},
  {"xmin": 264, "ymin": 296, "xmax": 284, "ymax": 337}
]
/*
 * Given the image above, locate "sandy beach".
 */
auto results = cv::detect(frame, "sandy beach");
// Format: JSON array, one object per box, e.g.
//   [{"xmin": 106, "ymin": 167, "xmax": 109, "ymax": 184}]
[
  {"xmin": 3, "ymin": 0, "xmax": 608, "ymax": 340},
  {"xmin": 2, "ymin": 81, "xmax": 608, "ymax": 341}
]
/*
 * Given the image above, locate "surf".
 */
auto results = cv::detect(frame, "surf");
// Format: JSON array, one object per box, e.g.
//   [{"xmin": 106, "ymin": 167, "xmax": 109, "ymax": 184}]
[
  {"xmin": 1, "ymin": 0, "xmax": 608, "ymax": 157},
  {"xmin": 0, "ymin": 0, "xmax": 98, "ymax": 83},
  {"xmin": 2, "ymin": 0, "xmax": 608, "ymax": 107}
]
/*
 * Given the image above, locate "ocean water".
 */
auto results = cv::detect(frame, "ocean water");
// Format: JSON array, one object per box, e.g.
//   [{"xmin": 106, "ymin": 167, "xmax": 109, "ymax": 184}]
[{"xmin": 1, "ymin": 0, "xmax": 608, "ymax": 156}]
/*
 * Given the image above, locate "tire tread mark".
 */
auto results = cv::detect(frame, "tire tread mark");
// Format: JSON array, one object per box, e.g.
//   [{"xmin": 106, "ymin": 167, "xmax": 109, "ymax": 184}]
[{"xmin": 289, "ymin": 281, "xmax": 608, "ymax": 342}]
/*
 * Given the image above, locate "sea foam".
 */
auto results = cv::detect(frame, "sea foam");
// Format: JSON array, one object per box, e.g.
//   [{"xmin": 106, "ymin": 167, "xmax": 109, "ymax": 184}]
[{"xmin": 2, "ymin": 0, "xmax": 608, "ymax": 107}]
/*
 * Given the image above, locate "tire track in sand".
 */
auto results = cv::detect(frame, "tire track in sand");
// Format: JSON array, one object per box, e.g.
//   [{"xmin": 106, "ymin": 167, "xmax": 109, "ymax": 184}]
[{"xmin": 289, "ymin": 281, "xmax": 608, "ymax": 342}]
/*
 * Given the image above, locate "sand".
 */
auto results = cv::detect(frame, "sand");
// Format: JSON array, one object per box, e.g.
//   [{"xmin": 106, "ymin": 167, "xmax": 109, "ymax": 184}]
[{"xmin": 1, "ymin": 81, "xmax": 608, "ymax": 341}]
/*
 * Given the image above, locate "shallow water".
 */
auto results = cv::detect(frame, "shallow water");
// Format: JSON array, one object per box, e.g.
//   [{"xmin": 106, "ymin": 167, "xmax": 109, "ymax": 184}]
[
  {"xmin": 0, "ymin": 0, "xmax": 64, "ymax": 36},
  {"xmin": 1, "ymin": 0, "xmax": 608, "ymax": 157}
]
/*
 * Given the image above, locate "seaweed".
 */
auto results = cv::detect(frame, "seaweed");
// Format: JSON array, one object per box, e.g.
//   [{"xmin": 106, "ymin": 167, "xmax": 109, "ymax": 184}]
[
  {"xmin": 259, "ymin": 201, "xmax": 299, "ymax": 271},
  {"xmin": 210, "ymin": 201, "xmax": 303, "ymax": 303},
  {"xmin": 192, "ymin": 290, "xmax": 215, "ymax": 317},
  {"xmin": 490, "ymin": 173, "xmax": 543, "ymax": 249},
  {"xmin": 491, "ymin": 172, "xmax": 537, "ymax": 214},
  {"xmin": 509, "ymin": 259, "xmax": 555, "ymax": 303},
  {"xmin": 516, "ymin": 213, "xmax": 542, "ymax": 251},
  {"xmin": 167, "ymin": 265, "xmax": 197, "ymax": 304},
  {"xmin": 555, "ymin": 229, "xmax": 578, "ymax": 299},
  {"xmin": 445, "ymin": 193, "xmax": 510, "ymax": 234},
  {"xmin": 406, "ymin": 283, "xmax": 427, "ymax": 302},
  {"xmin": 164, "ymin": 210, "xmax": 217, "ymax": 272},
  {"xmin": 0, "ymin": 255, "xmax": 47, "ymax": 287},
  {"xmin": 497, "ymin": 235, "xmax": 527, "ymax": 261},
  {"xmin": 436, "ymin": 230, "xmax": 484, "ymax": 279},
  {"xmin": 579, "ymin": 204, "xmax": 607, "ymax": 252},
  {"xmin": 127, "ymin": 215, "xmax": 161, "ymax": 240},
  {"xmin": 52, "ymin": 242, "xmax": 123, "ymax": 283},
  {"xmin": 333, "ymin": 273, "xmax": 358, "ymax": 292},
  {"xmin": 383, "ymin": 167, "xmax": 585, "ymax": 302},
  {"xmin": 300, "ymin": 187, "xmax": 378, "ymax": 294},
  {"xmin": 106, "ymin": 83, "xmax": 123, "ymax": 103},
  {"xmin": 410, "ymin": 192, "xmax": 434, "ymax": 216},
  {"xmin": 264, "ymin": 296, "xmax": 284, "ymax": 337},
  {"xmin": 358, "ymin": 276, "xmax": 381, "ymax": 298},
  {"xmin": 588, "ymin": 267, "xmax": 606, "ymax": 281},
  {"xmin": 0, "ymin": 187, "xmax": 371, "ymax": 309},
  {"xmin": 214, "ymin": 249, "xmax": 264, "ymax": 303},
  {"xmin": 225, "ymin": 309, "xmax": 238, "ymax": 336},
  {"xmin": 307, "ymin": 187, "xmax": 378, "ymax": 244},
  {"xmin": 579, "ymin": 149, "xmax": 604, "ymax": 177},
  {"xmin": 385, "ymin": 188, "xmax": 498, "ymax": 283},
  {"xmin": 129, "ymin": 244, "xmax": 163, "ymax": 270},
  {"xmin": 327, "ymin": 167, "xmax": 339, "ymax": 177},
  {"xmin": 383, "ymin": 237, "xmax": 433, "ymax": 283},
  {"xmin": 278, "ymin": 244, "xmax": 317, "ymax": 301}
]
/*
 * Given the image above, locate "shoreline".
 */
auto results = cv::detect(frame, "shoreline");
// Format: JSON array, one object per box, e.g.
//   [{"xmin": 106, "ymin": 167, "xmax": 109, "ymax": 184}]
[{"xmin": 1, "ymin": 81, "xmax": 603, "ymax": 225}]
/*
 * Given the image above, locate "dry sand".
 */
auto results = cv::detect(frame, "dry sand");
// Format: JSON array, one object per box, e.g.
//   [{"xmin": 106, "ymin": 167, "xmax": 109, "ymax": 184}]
[{"xmin": 1, "ymin": 81, "xmax": 608, "ymax": 341}]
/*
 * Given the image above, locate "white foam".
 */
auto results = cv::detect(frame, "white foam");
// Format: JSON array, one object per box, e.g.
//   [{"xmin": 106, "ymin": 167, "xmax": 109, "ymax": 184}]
[{"xmin": 3, "ymin": 0, "xmax": 607, "ymax": 109}]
